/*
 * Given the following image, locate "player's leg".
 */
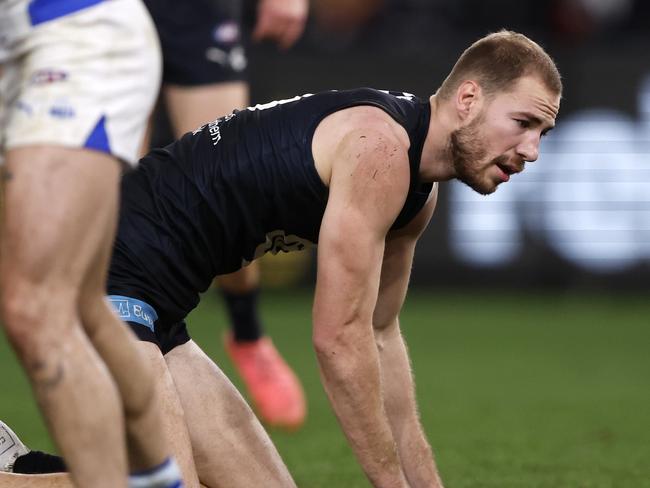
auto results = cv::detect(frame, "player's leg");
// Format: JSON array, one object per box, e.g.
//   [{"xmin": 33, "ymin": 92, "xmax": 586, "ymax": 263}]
[
  {"xmin": 164, "ymin": 340, "xmax": 296, "ymax": 488},
  {"xmin": 164, "ymin": 81, "xmax": 248, "ymax": 131},
  {"xmin": 0, "ymin": 335, "xmax": 201, "ymax": 488},
  {"xmin": 0, "ymin": 147, "xmax": 128, "ymax": 488},
  {"xmin": 124, "ymin": 341, "xmax": 201, "ymax": 487},
  {"xmin": 0, "ymin": 1, "xmax": 180, "ymax": 483},
  {"xmin": 77, "ymin": 229, "xmax": 186, "ymax": 481},
  {"xmin": 0, "ymin": 473, "xmax": 72, "ymax": 488},
  {"xmin": 218, "ymin": 267, "xmax": 307, "ymax": 429}
]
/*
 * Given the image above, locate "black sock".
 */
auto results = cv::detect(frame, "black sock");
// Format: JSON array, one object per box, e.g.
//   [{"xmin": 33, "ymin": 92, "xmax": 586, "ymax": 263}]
[
  {"xmin": 220, "ymin": 287, "xmax": 263, "ymax": 342},
  {"xmin": 13, "ymin": 451, "xmax": 67, "ymax": 474}
]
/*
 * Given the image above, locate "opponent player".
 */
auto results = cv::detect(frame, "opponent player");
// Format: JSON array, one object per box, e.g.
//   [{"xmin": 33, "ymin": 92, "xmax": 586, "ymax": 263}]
[
  {"xmin": 0, "ymin": 0, "xmax": 183, "ymax": 486},
  {"xmin": 0, "ymin": 31, "xmax": 561, "ymax": 488},
  {"xmin": 144, "ymin": 0, "xmax": 309, "ymax": 429}
]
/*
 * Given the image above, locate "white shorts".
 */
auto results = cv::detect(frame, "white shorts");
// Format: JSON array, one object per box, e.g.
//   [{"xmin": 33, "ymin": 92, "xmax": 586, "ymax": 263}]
[{"xmin": 0, "ymin": 0, "xmax": 161, "ymax": 166}]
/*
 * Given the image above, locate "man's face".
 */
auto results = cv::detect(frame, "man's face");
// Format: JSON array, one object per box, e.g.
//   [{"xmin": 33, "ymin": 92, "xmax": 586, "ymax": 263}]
[{"xmin": 451, "ymin": 75, "xmax": 560, "ymax": 195}]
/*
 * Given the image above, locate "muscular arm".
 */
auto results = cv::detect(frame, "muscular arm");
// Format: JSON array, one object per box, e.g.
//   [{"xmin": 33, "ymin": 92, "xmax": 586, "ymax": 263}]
[
  {"xmin": 312, "ymin": 118, "xmax": 411, "ymax": 488},
  {"xmin": 373, "ymin": 190, "xmax": 445, "ymax": 488}
]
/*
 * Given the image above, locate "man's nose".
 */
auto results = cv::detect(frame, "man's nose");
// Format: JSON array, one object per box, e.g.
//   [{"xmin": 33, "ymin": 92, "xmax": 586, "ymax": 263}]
[{"xmin": 516, "ymin": 136, "xmax": 539, "ymax": 163}]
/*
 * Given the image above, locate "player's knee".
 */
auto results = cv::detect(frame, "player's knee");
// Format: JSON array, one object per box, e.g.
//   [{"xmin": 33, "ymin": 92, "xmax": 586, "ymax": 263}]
[
  {"xmin": 0, "ymin": 281, "xmax": 74, "ymax": 359},
  {"xmin": 122, "ymin": 345, "xmax": 159, "ymax": 419},
  {"xmin": 78, "ymin": 292, "xmax": 110, "ymax": 339}
]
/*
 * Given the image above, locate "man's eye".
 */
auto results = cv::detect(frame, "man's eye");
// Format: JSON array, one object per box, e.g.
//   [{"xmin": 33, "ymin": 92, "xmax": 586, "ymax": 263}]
[{"xmin": 515, "ymin": 119, "xmax": 530, "ymax": 129}]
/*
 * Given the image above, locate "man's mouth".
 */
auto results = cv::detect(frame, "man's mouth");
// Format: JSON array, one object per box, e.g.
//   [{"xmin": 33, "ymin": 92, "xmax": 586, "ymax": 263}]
[
  {"xmin": 495, "ymin": 161, "xmax": 523, "ymax": 182},
  {"xmin": 497, "ymin": 162, "xmax": 520, "ymax": 176}
]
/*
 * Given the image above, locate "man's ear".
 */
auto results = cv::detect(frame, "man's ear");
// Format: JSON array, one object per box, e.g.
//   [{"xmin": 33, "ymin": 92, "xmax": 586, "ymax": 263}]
[{"xmin": 455, "ymin": 80, "xmax": 481, "ymax": 122}]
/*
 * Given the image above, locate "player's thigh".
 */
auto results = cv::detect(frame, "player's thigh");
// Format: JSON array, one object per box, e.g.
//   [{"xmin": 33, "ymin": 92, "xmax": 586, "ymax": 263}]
[
  {"xmin": 0, "ymin": 146, "xmax": 120, "ymax": 288},
  {"xmin": 164, "ymin": 81, "xmax": 248, "ymax": 136},
  {"xmin": 165, "ymin": 340, "xmax": 294, "ymax": 488}
]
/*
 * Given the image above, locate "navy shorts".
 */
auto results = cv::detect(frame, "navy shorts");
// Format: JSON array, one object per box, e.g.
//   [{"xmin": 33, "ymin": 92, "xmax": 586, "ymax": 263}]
[
  {"xmin": 144, "ymin": 0, "xmax": 247, "ymax": 86},
  {"xmin": 108, "ymin": 295, "xmax": 190, "ymax": 355}
]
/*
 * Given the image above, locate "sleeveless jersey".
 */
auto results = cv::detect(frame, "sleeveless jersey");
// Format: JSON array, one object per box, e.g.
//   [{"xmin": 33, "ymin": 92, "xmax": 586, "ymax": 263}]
[{"xmin": 109, "ymin": 88, "xmax": 432, "ymax": 323}]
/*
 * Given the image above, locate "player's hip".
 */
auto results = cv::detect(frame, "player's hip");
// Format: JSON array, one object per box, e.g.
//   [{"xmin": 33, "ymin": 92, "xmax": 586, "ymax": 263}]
[{"xmin": 0, "ymin": 0, "xmax": 161, "ymax": 166}]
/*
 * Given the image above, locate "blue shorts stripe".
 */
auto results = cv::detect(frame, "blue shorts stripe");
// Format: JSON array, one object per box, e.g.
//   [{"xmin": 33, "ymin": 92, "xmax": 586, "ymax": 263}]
[
  {"xmin": 28, "ymin": 0, "xmax": 104, "ymax": 26},
  {"xmin": 83, "ymin": 115, "xmax": 111, "ymax": 154},
  {"xmin": 108, "ymin": 295, "xmax": 158, "ymax": 332}
]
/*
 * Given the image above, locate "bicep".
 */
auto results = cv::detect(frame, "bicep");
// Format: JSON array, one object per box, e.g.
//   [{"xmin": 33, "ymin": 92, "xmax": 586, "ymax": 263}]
[{"xmin": 312, "ymin": 128, "xmax": 411, "ymax": 341}]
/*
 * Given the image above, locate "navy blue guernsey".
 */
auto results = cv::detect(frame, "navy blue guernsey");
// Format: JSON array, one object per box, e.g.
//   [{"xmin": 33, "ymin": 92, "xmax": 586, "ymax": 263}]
[{"xmin": 109, "ymin": 88, "xmax": 432, "ymax": 323}]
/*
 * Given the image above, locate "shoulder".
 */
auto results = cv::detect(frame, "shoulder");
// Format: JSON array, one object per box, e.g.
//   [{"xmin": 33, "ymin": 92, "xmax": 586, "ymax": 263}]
[
  {"xmin": 313, "ymin": 105, "xmax": 410, "ymax": 187},
  {"xmin": 337, "ymin": 105, "xmax": 410, "ymax": 149},
  {"xmin": 333, "ymin": 109, "xmax": 411, "ymax": 194}
]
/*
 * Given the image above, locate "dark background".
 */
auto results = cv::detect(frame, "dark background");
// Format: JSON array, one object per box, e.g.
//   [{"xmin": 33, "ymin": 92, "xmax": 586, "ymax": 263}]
[{"xmin": 160, "ymin": 0, "xmax": 650, "ymax": 290}]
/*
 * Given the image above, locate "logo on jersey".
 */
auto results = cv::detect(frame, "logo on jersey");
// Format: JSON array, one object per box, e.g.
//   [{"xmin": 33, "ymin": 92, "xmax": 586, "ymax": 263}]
[
  {"xmin": 205, "ymin": 45, "xmax": 247, "ymax": 72},
  {"xmin": 244, "ymin": 230, "xmax": 314, "ymax": 265},
  {"xmin": 30, "ymin": 69, "xmax": 68, "ymax": 85},
  {"xmin": 379, "ymin": 90, "xmax": 416, "ymax": 102},
  {"xmin": 49, "ymin": 105, "xmax": 75, "ymax": 119},
  {"xmin": 109, "ymin": 297, "xmax": 157, "ymax": 332},
  {"xmin": 213, "ymin": 21, "xmax": 240, "ymax": 44},
  {"xmin": 207, "ymin": 119, "xmax": 221, "ymax": 145}
]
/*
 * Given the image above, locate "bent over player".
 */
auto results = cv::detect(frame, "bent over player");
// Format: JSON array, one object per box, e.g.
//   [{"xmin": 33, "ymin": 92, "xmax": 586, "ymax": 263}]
[
  {"xmin": 144, "ymin": 0, "xmax": 309, "ymax": 429},
  {"xmin": 0, "ymin": 30, "xmax": 561, "ymax": 488}
]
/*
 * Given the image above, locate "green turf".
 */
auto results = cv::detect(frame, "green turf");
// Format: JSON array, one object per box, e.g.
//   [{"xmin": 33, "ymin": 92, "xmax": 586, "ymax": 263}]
[{"xmin": 1, "ymin": 289, "xmax": 648, "ymax": 487}]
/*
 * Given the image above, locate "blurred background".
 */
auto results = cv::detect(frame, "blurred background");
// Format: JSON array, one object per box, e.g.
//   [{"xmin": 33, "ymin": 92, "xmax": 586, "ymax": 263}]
[
  {"xmin": 147, "ymin": 0, "xmax": 650, "ymax": 291},
  {"xmin": 223, "ymin": 0, "xmax": 650, "ymax": 291}
]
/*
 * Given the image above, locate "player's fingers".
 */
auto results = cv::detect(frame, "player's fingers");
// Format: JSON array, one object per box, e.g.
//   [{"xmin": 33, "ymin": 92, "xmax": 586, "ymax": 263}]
[
  {"xmin": 253, "ymin": 14, "xmax": 291, "ymax": 44},
  {"xmin": 251, "ymin": 15, "xmax": 272, "ymax": 42},
  {"xmin": 277, "ymin": 20, "xmax": 306, "ymax": 49}
]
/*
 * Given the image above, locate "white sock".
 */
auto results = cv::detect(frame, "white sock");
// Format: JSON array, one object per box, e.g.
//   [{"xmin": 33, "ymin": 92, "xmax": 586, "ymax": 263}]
[{"xmin": 128, "ymin": 457, "xmax": 184, "ymax": 488}]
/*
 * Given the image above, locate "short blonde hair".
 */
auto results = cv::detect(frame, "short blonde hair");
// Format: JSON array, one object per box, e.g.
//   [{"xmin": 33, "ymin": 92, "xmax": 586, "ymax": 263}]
[{"xmin": 437, "ymin": 30, "xmax": 562, "ymax": 100}]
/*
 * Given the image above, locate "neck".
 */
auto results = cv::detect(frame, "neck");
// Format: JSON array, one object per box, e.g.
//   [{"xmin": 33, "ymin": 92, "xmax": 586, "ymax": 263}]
[{"xmin": 419, "ymin": 95, "xmax": 457, "ymax": 183}]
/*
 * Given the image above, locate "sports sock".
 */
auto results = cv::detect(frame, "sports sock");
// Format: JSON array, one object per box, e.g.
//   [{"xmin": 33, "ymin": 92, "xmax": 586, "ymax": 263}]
[
  {"xmin": 13, "ymin": 451, "xmax": 184, "ymax": 488},
  {"xmin": 129, "ymin": 457, "xmax": 183, "ymax": 488},
  {"xmin": 12, "ymin": 451, "xmax": 66, "ymax": 474},
  {"xmin": 220, "ymin": 287, "xmax": 263, "ymax": 342}
]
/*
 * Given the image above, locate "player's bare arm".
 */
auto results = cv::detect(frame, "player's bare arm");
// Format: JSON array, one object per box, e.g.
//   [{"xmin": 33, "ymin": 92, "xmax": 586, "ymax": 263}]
[
  {"xmin": 373, "ymin": 190, "xmax": 445, "ymax": 488},
  {"xmin": 312, "ymin": 111, "xmax": 413, "ymax": 488}
]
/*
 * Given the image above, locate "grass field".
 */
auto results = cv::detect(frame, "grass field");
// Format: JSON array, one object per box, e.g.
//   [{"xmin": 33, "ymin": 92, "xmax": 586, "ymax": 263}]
[{"xmin": 1, "ymin": 289, "xmax": 648, "ymax": 487}]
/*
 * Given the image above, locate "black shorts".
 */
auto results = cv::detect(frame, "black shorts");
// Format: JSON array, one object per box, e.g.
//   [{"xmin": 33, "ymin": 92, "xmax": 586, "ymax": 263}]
[
  {"xmin": 107, "ymin": 295, "xmax": 191, "ymax": 355},
  {"xmin": 144, "ymin": 0, "xmax": 247, "ymax": 86}
]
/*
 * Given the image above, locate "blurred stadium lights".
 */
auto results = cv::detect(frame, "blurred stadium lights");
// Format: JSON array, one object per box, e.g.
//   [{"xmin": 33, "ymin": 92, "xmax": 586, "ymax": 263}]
[
  {"xmin": 245, "ymin": 0, "xmax": 650, "ymax": 287},
  {"xmin": 449, "ymin": 73, "xmax": 650, "ymax": 273}
]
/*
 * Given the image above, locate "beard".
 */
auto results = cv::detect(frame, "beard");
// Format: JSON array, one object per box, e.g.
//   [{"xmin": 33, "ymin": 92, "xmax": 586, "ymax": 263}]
[{"xmin": 450, "ymin": 116, "xmax": 507, "ymax": 195}]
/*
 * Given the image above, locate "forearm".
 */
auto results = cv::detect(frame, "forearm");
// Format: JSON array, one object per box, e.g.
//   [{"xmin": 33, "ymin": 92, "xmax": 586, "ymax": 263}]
[
  {"xmin": 376, "ymin": 321, "xmax": 444, "ymax": 488},
  {"xmin": 314, "ymin": 322, "xmax": 408, "ymax": 488}
]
